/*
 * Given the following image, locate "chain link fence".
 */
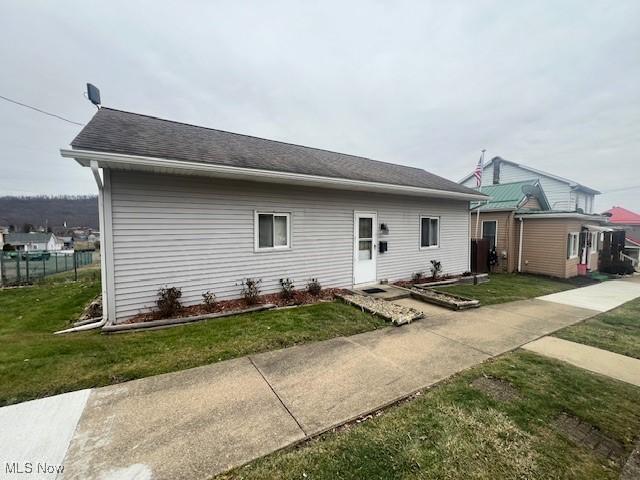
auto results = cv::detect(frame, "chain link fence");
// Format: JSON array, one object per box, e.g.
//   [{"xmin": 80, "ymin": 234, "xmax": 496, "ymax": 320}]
[{"xmin": 0, "ymin": 251, "xmax": 94, "ymax": 286}]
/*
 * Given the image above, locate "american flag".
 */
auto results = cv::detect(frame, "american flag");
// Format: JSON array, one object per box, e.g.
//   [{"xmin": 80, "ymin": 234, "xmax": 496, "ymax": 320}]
[{"xmin": 473, "ymin": 155, "xmax": 484, "ymax": 187}]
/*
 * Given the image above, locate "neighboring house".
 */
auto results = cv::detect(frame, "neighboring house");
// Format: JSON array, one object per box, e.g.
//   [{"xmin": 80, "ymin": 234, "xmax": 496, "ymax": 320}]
[
  {"xmin": 61, "ymin": 108, "xmax": 485, "ymax": 324},
  {"xmin": 468, "ymin": 180, "xmax": 607, "ymax": 277},
  {"xmin": 460, "ymin": 157, "xmax": 600, "ymax": 213},
  {"xmin": 0, "ymin": 226, "xmax": 8, "ymax": 250},
  {"xmin": 3, "ymin": 232, "xmax": 63, "ymax": 252},
  {"xmin": 603, "ymin": 206, "xmax": 640, "ymax": 267},
  {"xmin": 60, "ymin": 236, "xmax": 74, "ymax": 249}
]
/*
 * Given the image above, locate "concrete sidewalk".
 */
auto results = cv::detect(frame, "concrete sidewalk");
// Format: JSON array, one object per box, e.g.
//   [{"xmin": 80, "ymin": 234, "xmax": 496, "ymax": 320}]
[
  {"xmin": 2, "ymin": 278, "xmax": 639, "ymax": 480},
  {"xmin": 523, "ymin": 336, "xmax": 640, "ymax": 387}
]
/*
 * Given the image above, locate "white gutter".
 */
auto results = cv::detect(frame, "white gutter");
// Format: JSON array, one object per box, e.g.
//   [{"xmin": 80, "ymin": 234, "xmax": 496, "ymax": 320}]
[
  {"xmin": 55, "ymin": 161, "xmax": 108, "ymax": 334},
  {"xmin": 515, "ymin": 212, "xmax": 608, "ymax": 221},
  {"xmin": 517, "ymin": 218, "xmax": 524, "ymax": 272},
  {"xmin": 60, "ymin": 148, "xmax": 488, "ymax": 201}
]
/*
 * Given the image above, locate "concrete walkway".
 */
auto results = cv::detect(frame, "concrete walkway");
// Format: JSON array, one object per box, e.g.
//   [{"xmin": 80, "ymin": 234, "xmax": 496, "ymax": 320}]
[
  {"xmin": 2, "ymin": 278, "xmax": 639, "ymax": 480},
  {"xmin": 523, "ymin": 336, "xmax": 640, "ymax": 387},
  {"xmin": 537, "ymin": 275, "xmax": 640, "ymax": 312}
]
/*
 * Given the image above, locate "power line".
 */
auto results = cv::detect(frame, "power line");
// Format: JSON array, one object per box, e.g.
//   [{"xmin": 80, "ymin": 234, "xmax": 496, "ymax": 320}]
[
  {"xmin": 602, "ymin": 185, "xmax": 640, "ymax": 194},
  {"xmin": 0, "ymin": 94, "xmax": 84, "ymax": 126}
]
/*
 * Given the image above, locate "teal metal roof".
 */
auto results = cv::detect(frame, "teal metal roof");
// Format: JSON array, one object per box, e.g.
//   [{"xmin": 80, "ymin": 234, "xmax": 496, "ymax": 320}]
[{"xmin": 470, "ymin": 180, "xmax": 539, "ymax": 210}]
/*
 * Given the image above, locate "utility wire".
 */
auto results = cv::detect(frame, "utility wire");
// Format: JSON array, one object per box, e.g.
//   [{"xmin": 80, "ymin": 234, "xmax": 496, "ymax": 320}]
[
  {"xmin": 601, "ymin": 185, "xmax": 640, "ymax": 194},
  {"xmin": 0, "ymin": 94, "xmax": 84, "ymax": 126}
]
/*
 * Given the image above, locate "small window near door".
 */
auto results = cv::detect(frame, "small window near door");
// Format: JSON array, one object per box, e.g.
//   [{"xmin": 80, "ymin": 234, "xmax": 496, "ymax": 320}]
[
  {"xmin": 568, "ymin": 232, "xmax": 579, "ymax": 259},
  {"xmin": 420, "ymin": 216, "xmax": 439, "ymax": 248},
  {"xmin": 255, "ymin": 212, "xmax": 290, "ymax": 250},
  {"xmin": 358, "ymin": 217, "xmax": 373, "ymax": 260},
  {"xmin": 482, "ymin": 220, "xmax": 497, "ymax": 249}
]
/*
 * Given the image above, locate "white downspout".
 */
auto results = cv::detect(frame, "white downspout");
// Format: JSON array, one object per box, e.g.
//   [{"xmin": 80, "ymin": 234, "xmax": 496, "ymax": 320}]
[
  {"xmin": 517, "ymin": 218, "xmax": 524, "ymax": 272},
  {"xmin": 54, "ymin": 160, "xmax": 108, "ymax": 334}
]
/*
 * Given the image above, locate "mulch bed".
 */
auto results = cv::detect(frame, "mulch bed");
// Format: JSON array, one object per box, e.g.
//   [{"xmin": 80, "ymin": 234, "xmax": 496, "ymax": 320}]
[{"xmin": 127, "ymin": 288, "xmax": 348, "ymax": 324}]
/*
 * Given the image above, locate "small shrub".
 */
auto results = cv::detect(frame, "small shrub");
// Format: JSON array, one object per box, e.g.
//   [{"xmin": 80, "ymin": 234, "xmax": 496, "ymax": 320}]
[
  {"xmin": 411, "ymin": 272, "xmax": 424, "ymax": 283},
  {"xmin": 279, "ymin": 278, "xmax": 295, "ymax": 301},
  {"xmin": 601, "ymin": 261, "xmax": 635, "ymax": 275},
  {"xmin": 462, "ymin": 271, "xmax": 473, "ymax": 277},
  {"xmin": 202, "ymin": 290, "xmax": 217, "ymax": 312},
  {"xmin": 306, "ymin": 278, "xmax": 322, "ymax": 296},
  {"xmin": 156, "ymin": 286, "xmax": 182, "ymax": 318},
  {"xmin": 430, "ymin": 260, "xmax": 442, "ymax": 280},
  {"xmin": 241, "ymin": 278, "xmax": 262, "ymax": 305}
]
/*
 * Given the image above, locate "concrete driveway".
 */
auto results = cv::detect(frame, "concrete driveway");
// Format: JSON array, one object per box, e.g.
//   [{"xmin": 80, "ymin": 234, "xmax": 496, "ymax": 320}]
[{"xmin": 2, "ymin": 278, "xmax": 638, "ymax": 480}]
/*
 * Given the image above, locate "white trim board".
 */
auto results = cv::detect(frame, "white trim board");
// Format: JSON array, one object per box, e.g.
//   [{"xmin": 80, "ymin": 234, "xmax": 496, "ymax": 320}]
[{"xmin": 61, "ymin": 149, "xmax": 487, "ymax": 201}]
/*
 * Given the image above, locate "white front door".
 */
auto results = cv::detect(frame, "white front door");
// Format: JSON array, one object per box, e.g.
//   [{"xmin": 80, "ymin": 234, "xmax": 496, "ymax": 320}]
[{"xmin": 354, "ymin": 212, "xmax": 377, "ymax": 284}]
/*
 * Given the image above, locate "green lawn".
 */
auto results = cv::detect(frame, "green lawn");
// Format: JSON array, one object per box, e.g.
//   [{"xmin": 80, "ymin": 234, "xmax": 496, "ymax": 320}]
[
  {"xmin": 220, "ymin": 351, "xmax": 640, "ymax": 480},
  {"xmin": 436, "ymin": 273, "xmax": 577, "ymax": 305},
  {"xmin": 554, "ymin": 298, "xmax": 640, "ymax": 359},
  {"xmin": 0, "ymin": 274, "xmax": 385, "ymax": 406}
]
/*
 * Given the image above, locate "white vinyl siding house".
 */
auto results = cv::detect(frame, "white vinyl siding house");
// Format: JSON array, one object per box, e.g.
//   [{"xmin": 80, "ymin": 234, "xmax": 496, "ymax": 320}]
[
  {"xmin": 4, "ymin": 232, "xmax": 63, "ymax": 252},
  {"xmin": 461, "ymin": 158, "xmax": 599, "ymax": 213},
  {"xmin": 64, "ymin": 108, "xmax": 484, "ymax": 324},
  {"xmin": 108, "ymin": 170, "xmax": 471, "ymax": 321}
]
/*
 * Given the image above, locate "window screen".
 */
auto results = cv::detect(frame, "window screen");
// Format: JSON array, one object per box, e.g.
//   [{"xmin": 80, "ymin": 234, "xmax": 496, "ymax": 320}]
[
  {"xmin": 257, "ymin": 213, "xmax": 289, "ymax": 249},
  {"xmin": 420, "ymin": 217, "xmax": 439, "ymax": 248}
]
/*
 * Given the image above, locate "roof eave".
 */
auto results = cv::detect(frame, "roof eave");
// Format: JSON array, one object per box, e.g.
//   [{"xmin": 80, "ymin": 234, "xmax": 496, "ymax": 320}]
[
  {"xmin": 514, "ymin": 212, "xmax": 609, "ymax": 222},
  {"xmin": 61, "ymin": 148, "xmax": 488, "ymax": 201}
]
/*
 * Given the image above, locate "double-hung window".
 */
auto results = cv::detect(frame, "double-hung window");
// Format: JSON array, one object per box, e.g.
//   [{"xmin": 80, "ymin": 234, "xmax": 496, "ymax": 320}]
[
  {"xmin": 568, "ymin": 232, "xmax": 579, "ymax": 259},
  {"xmin": 255, "ymin": 212, "xmax": 290, "ymax": 250},
  {"xmin": 420, "ymin": 216, "xmax": 439, "ymax": 248}
]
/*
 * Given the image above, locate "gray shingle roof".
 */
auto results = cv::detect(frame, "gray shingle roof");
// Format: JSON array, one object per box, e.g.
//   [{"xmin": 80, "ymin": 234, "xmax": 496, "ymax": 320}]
[
  {"xmin": 71, "ymin": 108, "xmax": 479, "ymax": 195},
  {"xmin": 5, "ymin": 233, "xmax": 54, "ymax": 244}
]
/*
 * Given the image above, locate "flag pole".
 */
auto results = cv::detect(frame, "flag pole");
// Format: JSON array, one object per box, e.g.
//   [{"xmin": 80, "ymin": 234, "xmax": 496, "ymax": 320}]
[{"xmin": 474, "ymin": 149, "xmax": 486, "ymax": 238}]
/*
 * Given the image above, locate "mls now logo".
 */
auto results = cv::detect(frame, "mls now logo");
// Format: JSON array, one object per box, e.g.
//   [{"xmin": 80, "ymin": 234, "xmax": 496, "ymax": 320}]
[{"xmin": 5, "ymin": 462, "xmax": 64, "ymax": 475}]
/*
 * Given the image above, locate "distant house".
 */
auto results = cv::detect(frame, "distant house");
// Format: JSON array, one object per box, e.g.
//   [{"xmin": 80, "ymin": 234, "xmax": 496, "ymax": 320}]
[
  {"xmin": 4, "ymin": 232, "xmax": 63, "ymax": 252},
  {"xmin": 0, "ymin": 226, "xmax": 8, "ymax": 250},
  {"xmin": 467, "ymin": 180, "xmax": 607, "ymax": 277},
  {"xmin": 60, "ymin": 236, "xmax": 74, "ymax": 249},
  {"xmin": 603, "ymin": 206, "xmax": 640, "ymax": 268},
  {"xmin": 460, "ymin": 157, "xmax": 600, "ymax": 213},
  {"xmin": 62, "ymin": 108, "xmax": 485, "ymax": 324}
]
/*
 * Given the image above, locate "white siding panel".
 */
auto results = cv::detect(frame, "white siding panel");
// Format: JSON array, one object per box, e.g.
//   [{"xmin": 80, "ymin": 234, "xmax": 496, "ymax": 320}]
[
  {"xmin": 496, "ymin": 163, "xmax": 572, "ymax": 210},
  {"xmin": 109, "ymin": 171, "xmax": 470, "ymax": 322},
  {"xmin": 463, "ymin": 163, "xmax": 573, "ymax": 211}
]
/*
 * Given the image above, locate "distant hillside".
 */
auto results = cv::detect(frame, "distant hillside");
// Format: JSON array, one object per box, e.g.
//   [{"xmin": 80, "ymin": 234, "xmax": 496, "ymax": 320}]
[{"xmin": 0, "ymin": 196, "xmax": 98, "ymax": 231}]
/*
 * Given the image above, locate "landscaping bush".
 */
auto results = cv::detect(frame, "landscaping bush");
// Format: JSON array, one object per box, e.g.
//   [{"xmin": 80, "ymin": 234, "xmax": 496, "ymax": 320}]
[
  {"xmin": 279, "ymin": 278, "xmax": 295, "ymax": 301},
  {"xmin": 412, "ymin": 272, "xmax": 424, "ymax": 283},
  {"xmin": 430, "ymin": 260, "xmax": 442, "ymax": 280},
  {"xmin": 202, "ymin": 290, "xmax": 217, "ymax": 312},
  {"xmin": 241, "ymin": 278, "xmax": 262, "ymax": 305},
  {"xmin": 306, "ymin": 278, "xmax": 322, "ymax": 296},
  {"xmin": 601, "ymin": 261, "xmax": 635, "ymax": 275},
  {"xmin": 156, "ymin": 286, "xmax": 182, "ymax": 318},
  {"xmin": 462, "ymin": 271, "xmax": 473, "ymax": 277}
]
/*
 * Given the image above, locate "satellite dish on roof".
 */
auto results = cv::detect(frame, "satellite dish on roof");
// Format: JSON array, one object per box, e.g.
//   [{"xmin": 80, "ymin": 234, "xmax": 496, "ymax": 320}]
[{"xmin": 86, "ymin": 83, "xmax": 101, "ymax": 107}]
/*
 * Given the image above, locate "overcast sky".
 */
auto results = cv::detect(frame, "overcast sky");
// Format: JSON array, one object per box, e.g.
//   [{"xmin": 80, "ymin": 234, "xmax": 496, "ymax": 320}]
[{"xmin": 1, "ymin": 1, "xmax": 638, "ymax": 211}]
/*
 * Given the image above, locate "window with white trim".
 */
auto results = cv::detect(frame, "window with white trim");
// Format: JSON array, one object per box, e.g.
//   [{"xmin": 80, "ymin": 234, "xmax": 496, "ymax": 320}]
[
  {"xmin": 255, "ymin": 212, "xmax": 290, "ymax": 250},
  {"xmin": 420, "ymin": 216, "xmax": 439, "ymax": 248},
  {"xmin": 568, "ymin": 232, "xmax": 579, "ymax": 259}
]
